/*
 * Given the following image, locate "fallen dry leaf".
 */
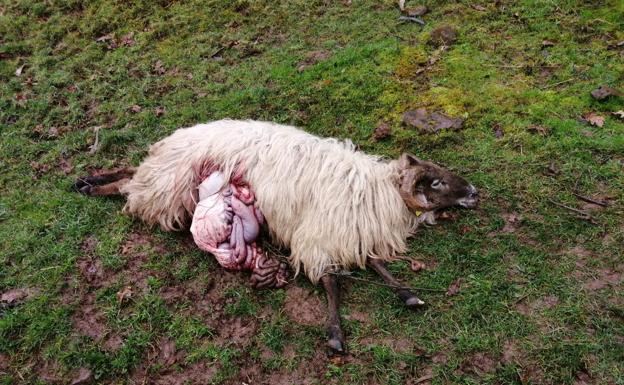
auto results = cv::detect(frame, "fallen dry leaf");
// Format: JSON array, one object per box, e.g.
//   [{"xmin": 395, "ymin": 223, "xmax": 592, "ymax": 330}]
[
  {"xmin": 59, "ymin": 156, "xmax": 73, "ymax": 175},
  {"xmin": 120, "ymin": 33, "xmax": 135, "ymax": 47},
  {"xmin": 398, "ymin": 0, "xmax": 405, "ymax": 11},
  {"xmin": 15, "ymin": 64, "xmax": 25, "ymax": 77},
  {"xmin": 590, "ymin": 85, "xmax": 622, "ymax": 101},
  {"xmin": 95, "ymin": 34, "xmax": 113, "ymax": 42},
  {"xmin": 154, "ymin": 106, "xmax": 166, "ymax": 117},
  {"xmin": 583, "ymin": 112, "xmax": 605, "ymax": 127},
  {"xmin": 402, "ymin": 108, "xmax": 464, "ymax": 134},
  {"xmin": 372, "ymin": 122, "xmax": 391, "ymax": 141},
  {"xmin": 30, "ymin": 161, "xmax": 51, "ymax": 179},
  {"xmin": 501, "ymin": 213, "xmax": 521, "ymax": 233},
  {"xmin": 445, "ymin": 279, "xmax": 461, "ymax": 296},
  {"xmin": 116, "ymin": 286, "xmax": 133, "ymax": 303},
  {"xmin": 70, "ymin": 367, "xmax": 92, "ymax": 385},
  {"xmin": 492, "ymin": 123, "xmax": 504, "ymax": 138},
  {"xmin": 410, "ymin": 260, "xmax": 426, "ymax": 272},
  {"xmin": 296, "ymin": 50, "xmax": 331, "ymax": 72},
  {"xmin": 613, "ymin": 110, "xmax": 624, "ymax": 120},
  {"xmin": 130, "ymin": 105, "xmax": 142, "ymax": 113},
  {"xmin": 405, "ymin": 5, "xmax": 428, "ymax": 16},
  {"xmin": 541, "ymin": 40, "xmax": 556, "ymax": 47},
  {"xmin": 544, "ymin": 161, "xmax": 560, "ymax": 176},
  {"xmin": 471, "ymin": 4, "xmax": 487, "ymax": 11},
  {"xmin": 429, "ymin": 25, "xmax": 458, "ymax": 46},
  {"xmin": 153, "ymin": 60, "xmax": 166, "ymax": 75},
  {"xmin": 1, "ymin": 288, "xmax": 35, "ymax": 304},
  {"xmin": 527, "ymin": 124, "xmax": 550, "ymax": 136}
]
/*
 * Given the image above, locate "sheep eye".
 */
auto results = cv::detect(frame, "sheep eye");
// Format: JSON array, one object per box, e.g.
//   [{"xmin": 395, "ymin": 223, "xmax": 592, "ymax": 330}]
[{"xmin": 431, "ymin": 179, "xmax": 444, "ymax": 189}]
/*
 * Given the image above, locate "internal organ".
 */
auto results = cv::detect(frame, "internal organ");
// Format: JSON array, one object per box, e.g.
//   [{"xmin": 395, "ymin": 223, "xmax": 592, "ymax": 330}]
[{"xmin": 190, "ymin": 171, "xmax": 287, "ymax": 288}]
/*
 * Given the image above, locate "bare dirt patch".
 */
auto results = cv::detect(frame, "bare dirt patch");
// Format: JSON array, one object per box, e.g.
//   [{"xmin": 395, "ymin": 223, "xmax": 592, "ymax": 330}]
[
  {"xmin": 1, "ymin": 287, "xmax": 38, "ymax": 304},
  {"xmin": 583, "ymin": 267, "xmax": 622, "ymax": 291},
  {"xmin": 283, "ymin": 286, "xmax": 325, "ymax": 326},
  {"xmin": 459, "ymin": 352, "xmax": 497, "ymax": 376},
  {"xmin": 215, "ymin": 317, "xmax": 257, "ymax": 347},
  {"xmin": 152, "ymin": 361, "xmax": 218, "ymax": 385},
  {"xmin": 296, "ymin": 50, "xmax": 331, "ymax": 72}
]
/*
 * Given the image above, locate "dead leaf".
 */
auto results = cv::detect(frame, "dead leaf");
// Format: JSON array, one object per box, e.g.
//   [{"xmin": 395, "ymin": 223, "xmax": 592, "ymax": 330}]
[
  {"xmin": 296, "ymin": 50, "xmax": 331, "ymax": 72},
  {"xmin": 59, "ymin": 156, "xmax": 73, "ymax": 175},
  {"xmin": 590, "ymin": 85, "xmax": 622, "ymax": 101},
  {"xmin": 1, "ymin": 288, "xmax": 35, "ymax": 304},
  {"xmin": 95, "ymin": 34, "xmax": 113, "ymax": 42},
  {"xmin": 429, "ymin": 25, "xmax": 458, "ymax": 46},
  {"xmin": 445, "ymin": 279, "xmax": 461, "ymax": 296},
  {"xmin": 14, "ymin": 93, "xmax": 27, "ymax": 106},
  {"xmin": 501, "ymin": 213, "xmax": 520, "ymax": 233},
  {"xmin": 541, "ymin": 40, "xmax": 555, "ymax": 47},
  {"xmin": 527, "ymin": 124, "xmax": 550, "ymax": 135},
  {"xmin": 130, "ymin": 105, "xmax": 142, "ymax": 113},
  {"xmin": 492, "ymin": 123, "xmax": 504, "ymax": 138},
  {"xmin": 15, "ymin": 64, "xmax": 25, "ymax": 77},
  {"xmin": 471, "ymin": 4, "xmax": 487, "ymax": 11},
  {"xmin": 405, "ymin": 5, "xmax": 428, "ymax": 16},
  {"xmin": 398, "ymin": 0, "xmax": 405, "ymax": 11},
  {"xmin": 116, "ymin": 286, "xmax": 133, "ymax": 303},
  {"xmin": 544, "ymin": 162, "xmax": 560, "ymax": 176},
  {"xmin": 120, "ymin": 33, "xmax": 135, "ymax": 47},
  {"xmin": 402, "ymin": 108, "xmax": 464, "ymax": 134},
  {"xmin": 583, "ymin": 112, "xmax": 605, "ymax": 127},
  {"xmin": 372, "ymin": 122, "xmax": 391, "ymax": 141},
  {"xmin": 70, "ymin": 367, "xmax": 92, "ymax": 385},
  {"xmin": 154, "ymin": 106, "xmax": 166, "ymax": 117},
  {"xmin": 410, "ymin": 260, "xmax": 426, "ymax": 272},
  {"xmin": 30, "ymin": 161, "xmax": 51, "ymax": 179},
  {"xmin": 613, "ymin": 110, "xmax": 624, "ymax": 120},
  {"xmin": 153, "ymin": 60, "xmax": 166, "ymax": 75}
]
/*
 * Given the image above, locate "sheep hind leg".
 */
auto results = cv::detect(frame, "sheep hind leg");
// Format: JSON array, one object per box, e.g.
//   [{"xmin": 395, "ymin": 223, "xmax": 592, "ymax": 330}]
[
  {"xmin": 367, "ymin": 258, "xmax": 425, "ymax": 308},
  {"xmin": 321, "ymin": 274, "xmax": 346, "ymax": 356},
  {"xmin": 73, "ymin": 168, "xmax": 136, "ymax": 195},
  {"xmin": 84, "ymin": 178, "xmax": 131, "ymax": 196}
]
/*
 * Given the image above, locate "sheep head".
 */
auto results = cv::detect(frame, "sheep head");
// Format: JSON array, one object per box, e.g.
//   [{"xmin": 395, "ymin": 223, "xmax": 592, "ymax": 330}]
[{"xmin": 397, "ymin": 153, "xmax": 478, "ymax": 214}]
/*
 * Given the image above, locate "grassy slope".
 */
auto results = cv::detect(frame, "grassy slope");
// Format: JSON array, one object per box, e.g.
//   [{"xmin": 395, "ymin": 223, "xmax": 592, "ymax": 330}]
[{"xmin": 1, "ymin": 0, "xmax": 623, "ymax": 384}]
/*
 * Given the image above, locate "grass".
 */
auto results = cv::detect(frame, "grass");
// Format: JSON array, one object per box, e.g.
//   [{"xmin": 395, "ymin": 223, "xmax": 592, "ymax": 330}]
[{"xmin": 1, "ymin": 0, "xmax": 623, "ymax": 384}]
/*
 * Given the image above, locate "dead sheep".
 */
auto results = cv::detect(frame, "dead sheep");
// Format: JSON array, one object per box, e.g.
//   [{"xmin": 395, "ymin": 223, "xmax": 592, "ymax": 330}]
[{"xmin": 74, "ymin": 119, "xmax": 479, "ymax": 353}]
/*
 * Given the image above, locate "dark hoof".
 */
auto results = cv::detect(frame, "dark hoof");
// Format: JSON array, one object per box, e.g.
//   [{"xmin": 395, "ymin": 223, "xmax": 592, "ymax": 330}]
[
  {"xmin": 405, "ymin": 296, "xmax": 425, "ymax": 308},
  {"xmin": 327, "ymin": 338, "xmax": 346, "ymax": 356},
  {"xmin": 72, "ymin": 176, "xmax": 96, "ymax": 194}
]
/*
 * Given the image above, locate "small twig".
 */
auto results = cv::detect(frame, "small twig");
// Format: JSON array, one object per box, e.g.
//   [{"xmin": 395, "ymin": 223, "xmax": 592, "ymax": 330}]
[
  {"xmin": 209, "ymin": 41, "xmax": 236, "ymax": 58},
  {"xmin": 548, "ymin": 199, "xmax": 599, "ymax": 225},
  {"xmin": 413, "ymin": 374, "xmax": 434, "ymax": 384},
  {"xmin": 88, "ymin": 126, "xmax": 101, "ymax": 154},
  {"xmin": 330, "ymin": 271, "xmax": 446, "ymax": 292},
  {"xmin": 572, "ymin": 192, "xmax": 609, "ymax": 207},
  {"xmin": 540, "ymin": 78, "xmax": 574, "ymax": 89},
  {"xmin": 398, "ymin": 16, "xmax": 425, "ymax": 25}
]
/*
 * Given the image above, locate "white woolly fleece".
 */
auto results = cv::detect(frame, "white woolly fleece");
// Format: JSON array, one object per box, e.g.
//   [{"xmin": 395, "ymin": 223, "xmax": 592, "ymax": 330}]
[{"xmin": 121, "ymin": 120, "xmax": 419, "ymax": 282}]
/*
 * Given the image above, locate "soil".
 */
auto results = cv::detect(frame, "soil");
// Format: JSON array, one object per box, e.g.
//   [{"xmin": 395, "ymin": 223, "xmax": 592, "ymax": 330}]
[{"xmin": 283, "ymin": 286, "xmax": 325, "ymax": 326}]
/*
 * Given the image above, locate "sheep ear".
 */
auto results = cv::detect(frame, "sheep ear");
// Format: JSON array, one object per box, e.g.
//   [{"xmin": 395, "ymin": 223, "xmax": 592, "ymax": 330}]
[{"xmin": 399, "ymin": 153, "xmax": 422, "ymax": 169}]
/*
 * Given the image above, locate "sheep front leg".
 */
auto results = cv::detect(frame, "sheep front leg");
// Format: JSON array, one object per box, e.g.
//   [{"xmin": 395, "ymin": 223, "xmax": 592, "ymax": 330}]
[
  {"xmin": 368, "ymin": 258, "xmax": 425, "ymax": 308},
  {"xmin": 321, "ymin": 274, "xmax": 346, "ymax": 355}
]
